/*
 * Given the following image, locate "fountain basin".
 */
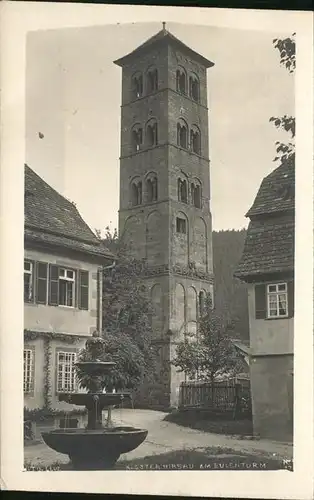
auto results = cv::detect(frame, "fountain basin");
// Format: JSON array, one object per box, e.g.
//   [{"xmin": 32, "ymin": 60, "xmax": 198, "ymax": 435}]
[
  {"xmin": 41, "ymin": 427, "xmax": 148, "ymax": 469},
  {"xmin": 58, "ymin": 392, "xmax": 131, "ymax": 408}
]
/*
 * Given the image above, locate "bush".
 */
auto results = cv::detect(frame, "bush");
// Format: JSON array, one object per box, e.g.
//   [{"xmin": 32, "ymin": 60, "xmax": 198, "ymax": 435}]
[{"xmin": 24, "ymin": 406, "xmax": 87, "ymax": 423}]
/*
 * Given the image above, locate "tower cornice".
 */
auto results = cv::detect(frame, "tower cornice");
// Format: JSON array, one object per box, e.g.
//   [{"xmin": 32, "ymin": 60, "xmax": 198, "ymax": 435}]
[
  {"xmin": 120, "ymin": 87, "xmax": 209, "ymax": 112},
  {"xmin": 119, "ymin": 142, "xmax": 210, "ymax": 163},
  {"xmin": 140, "ymin": 262, "xmax": 214, "ymax": 283}
]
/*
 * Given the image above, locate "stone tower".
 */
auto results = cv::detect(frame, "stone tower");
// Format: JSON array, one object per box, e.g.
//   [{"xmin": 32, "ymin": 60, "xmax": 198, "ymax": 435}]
[{"xmin": 114, "ymin": 24, "xmax": 215, "ymax": 408}]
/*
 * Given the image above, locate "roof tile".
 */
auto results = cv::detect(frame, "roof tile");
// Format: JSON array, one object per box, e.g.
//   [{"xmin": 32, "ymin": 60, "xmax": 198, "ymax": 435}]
[
  {"xmin": 24, "ymin": 165, "xmax": 114, "ymax": 260},
  {"xmin": 235, "ymin": 157, "xmax": 295, "ymax": 279},
  {"xmin": 235, "ymin": 215, "xmax": 294, "ymax": 278},
  {"xmin": 247, "ymin": 156, "xmax": 295, "ymax": 217}
]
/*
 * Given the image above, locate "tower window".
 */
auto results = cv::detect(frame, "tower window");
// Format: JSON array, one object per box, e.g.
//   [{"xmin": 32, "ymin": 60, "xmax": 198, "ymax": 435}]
[
  {"xmin": 189, "ymin": 74, "xmax": 200, "ymax": 102},
  {"xmin": 131, "ymin": 181, "xmax": 142, "ymax": 206},
  {"xmin": 178, "ymin": 178, "xmax": 188, "ymax": 203},
  {"xmin": 131, "ymin": 126, "xmax": 143, "ymax": 152},
  {"xmin": 147, "ymin": 176, "xmax": 158, "ymax": 202},
  {"xmin": 132, "ymin": 73, "xmax": 143, "ymax": 99},
  {"xmin": 199, "ymin": 291, "xmax": 206, "ymax": 315},
  {"xmin": 190, "ymin": 126, "xmax": 201, "ymax": 155},
  {"xmin": 176, "ymin": 217, "xmax": 186, "ymax": 234},
  {"xmin": 146, "ymin": 120, "xmax": 158, "ymax": 147},
  {"xmin": 177, "ymin": 120, "xmax": 188, "ymax": 149},
  {"xmin": 147, "ymin": 68, "xmax": 158, "ymax": 94},
  {"xmin": 176, "ymin": 67, "xmax": 187, "ymax": 94},
  {"xmin": 191, "ymin": 182, "xmax": 201, "ymax": 208}
]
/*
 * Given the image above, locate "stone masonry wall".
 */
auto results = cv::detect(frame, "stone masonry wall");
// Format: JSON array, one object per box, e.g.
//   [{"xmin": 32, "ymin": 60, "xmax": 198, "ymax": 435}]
[{"xmin": 117, "ymin": 36, "xmax": 214, "ymax": 408}]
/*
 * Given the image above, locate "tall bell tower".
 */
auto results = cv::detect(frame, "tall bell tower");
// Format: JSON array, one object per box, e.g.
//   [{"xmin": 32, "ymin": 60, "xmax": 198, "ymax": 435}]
[{"xmin": 114, "ymin": 24, "xmax": 215, "ymax": 408}]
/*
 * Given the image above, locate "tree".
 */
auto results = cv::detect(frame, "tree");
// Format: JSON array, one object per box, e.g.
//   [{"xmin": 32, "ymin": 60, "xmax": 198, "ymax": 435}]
[
  {"xmin": 172, "ymin": 295, "xmax": 243, "ymax": 383},
  {"xmin": 212, "ymin": 229, "xmax": 249, "ymax": 341},
  {"xmin": 269, "ymin": 33, "xmax": 295, "ymax": 163},
  {"xmin": 78, "ymin": 227, "xmax": 158, "ymax": 393},
  {"xmin": 273, "ymin": 34, "xmax": 296, "ymax": 73}
]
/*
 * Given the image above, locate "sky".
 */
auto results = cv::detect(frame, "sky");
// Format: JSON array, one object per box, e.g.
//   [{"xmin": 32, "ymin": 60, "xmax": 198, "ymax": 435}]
[{"xmin": 25, "ymin": 22, "xmax": 294, "ymax": 233}]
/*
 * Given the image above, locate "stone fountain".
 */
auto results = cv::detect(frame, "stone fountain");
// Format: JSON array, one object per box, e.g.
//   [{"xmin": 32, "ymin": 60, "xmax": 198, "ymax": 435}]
[{"xmin": 41, "ymin": 332, "xmax": 148, "ymax": 470}]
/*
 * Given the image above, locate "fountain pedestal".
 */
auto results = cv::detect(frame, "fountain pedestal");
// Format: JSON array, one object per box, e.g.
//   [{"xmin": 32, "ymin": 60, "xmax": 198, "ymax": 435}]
[{"xmin": 41, "ymin": 332, "xmax": 148, "ymax": 470}]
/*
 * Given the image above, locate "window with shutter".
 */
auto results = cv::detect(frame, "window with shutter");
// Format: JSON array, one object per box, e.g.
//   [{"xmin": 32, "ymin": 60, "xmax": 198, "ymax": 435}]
[
  {"xmin": 24, "ymin": 260, "xmax": 34, "ymax": 302},
  {"xmin": 36, "ymin": 262, "xmax": 48, "ymax": 304},
  {"xmin": 287, "ymin": 281, "xmax": 294, "ymax": 318},
  {"xmin": 49, "ymin": 264, "xmax": 59, "ymax": 306},
  {"xmin": 255, "ymin": 284, "xmax": 266, "ymax": 319},
  {"xmin": 59, "ymin": 268, "xmax": 75, "ymax": 307},
  {"xmin": 78, "ymin": 270, "xmax": 89, "ymax": 310},
  {"xmin": 266, "ymin": 282, "xmax": 288, "ymax": 319}
]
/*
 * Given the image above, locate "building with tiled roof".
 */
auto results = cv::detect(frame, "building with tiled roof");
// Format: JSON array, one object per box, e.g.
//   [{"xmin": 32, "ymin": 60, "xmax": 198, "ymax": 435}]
[
  {"xmin": 235, "ymin": 155, "xmax": 295, "ymax": 442},
  {"xmin": 235, "ymin": 156, "xmax": 294, "ymax": 280},
  {"xmin": 24, "ymin": 165, "xmax": 115, "ymax": 411},
  {"xmin": 25, "ymin": 164, "xmax": 114, "ymax": 261}
]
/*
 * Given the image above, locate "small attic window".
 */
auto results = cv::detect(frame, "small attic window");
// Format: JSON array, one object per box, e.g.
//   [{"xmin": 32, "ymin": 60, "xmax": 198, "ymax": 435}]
[
  {"xmin": 277, "ymin": 184, "xmax": 295, "ymax": 201},
  {"xmin": 52, "ymin": 216, "xmax": 65, "ymax": 225},
  {"xmin": 282, "ymin": 185, "xmax": 295, "ymax": 201}
]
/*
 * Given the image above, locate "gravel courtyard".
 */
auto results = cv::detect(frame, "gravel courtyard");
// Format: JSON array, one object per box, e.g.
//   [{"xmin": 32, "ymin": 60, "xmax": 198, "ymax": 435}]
[{"xmin": 24, "ymin": 409, "xmax": 293, "ymax": 470}]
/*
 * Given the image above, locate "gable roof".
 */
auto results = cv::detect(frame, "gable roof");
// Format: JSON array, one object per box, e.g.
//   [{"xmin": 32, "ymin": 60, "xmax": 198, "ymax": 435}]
[
  {"xmin": 114, "ymin": 27, "xmax": 214, "ymax": 68},
  {"xmin": 235, "ymin": 216, "xmax": 294, "ymax": 279},
  {"xmin": 24, "ymin": 164, "xmax": 114, "ymax": 260},
  {"xmin": 235, "ymin": 157, "xmax": 295, "ymax": 280},
  {"xmin": 246, "ymin": 156, "xmax": 295, "ymax": 218}
]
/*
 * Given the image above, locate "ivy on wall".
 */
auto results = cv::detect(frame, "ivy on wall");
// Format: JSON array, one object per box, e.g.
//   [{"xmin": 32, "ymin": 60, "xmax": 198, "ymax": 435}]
[
  {"xmin": 24, "ymin": 329, "xmax": 85, "ymax": 344},
  {"xmin": 43, "ymin": 337, "xmax": 52, "ymax": 408},
  {"xmin": 24, "ymin": 330, "xmax": 84, "ymax": 410}
]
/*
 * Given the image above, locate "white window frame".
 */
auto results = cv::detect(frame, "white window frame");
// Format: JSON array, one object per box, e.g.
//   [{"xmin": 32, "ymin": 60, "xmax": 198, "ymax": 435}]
[
  {"xmin": 59, "ymin": 268, "xmax": 75, "ymax": 308},
  {"xmin": 266, "ymin": 282, "xmax": 288, "ymax": 319},
  {"xmin": 24, "ymin": 260, "xmax": 33, "ymax": 302},
  {"xmin": 57, "ymin": 351, "xmax": 77, "ymax": 393},
  {"xmin": 24, "ymin": 349, "xmax": 34, "ymax": 393}
]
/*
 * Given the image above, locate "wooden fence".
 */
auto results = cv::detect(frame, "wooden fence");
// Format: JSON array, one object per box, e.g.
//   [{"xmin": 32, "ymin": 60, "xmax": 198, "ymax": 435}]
[{"xmin": 179, "ymin": 380, "xmax": 251, "ymax": 415}]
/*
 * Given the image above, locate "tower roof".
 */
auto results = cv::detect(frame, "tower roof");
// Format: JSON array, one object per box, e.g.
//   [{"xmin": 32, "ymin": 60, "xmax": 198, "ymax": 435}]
[{"xmin": 114, "ymin": 24, "xmax": 214, "ymax": 69}]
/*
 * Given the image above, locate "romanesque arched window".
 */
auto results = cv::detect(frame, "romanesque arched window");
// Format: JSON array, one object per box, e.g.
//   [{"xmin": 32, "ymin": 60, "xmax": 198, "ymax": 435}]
[
  {"xmin": 176, "ymin": 67, "xmax": 187, "ymax": 94},
  {"xmin": 146, "ymin": 175, "xmax": 158, "ymax": 202},
  {"xmin": 146, "ymin": 119, "xmax": 158, "ymax": 147},
  {"xmin": 177, "ymin": 119, "xmax": 188, "ymax": 149},
  {"xmin": 130, "ymin": 179, "xmax": 142, "ymax": 206},
  {"xmin": 191, "ymin": 181, "xmax": 202, "ymax": 208},
  {"xmin": 132, "ymin": 72, "xmax": 143, "ymax": 99},
  {"xmin": 131, "ymin": 125, "xmax": 143, "ymax": 152},
  {"xmin": 146, "ymin": 67, "xmax": 158, "ymax": 94},
  {"xmin": 189, "ymin": 73, "xmax": 200, "ymax": 102},
  {"xmin": 178, "ymin": 178, "xmax": 188, "ymax": 204},
  {"xmin": 199, "ymin": 290, "xmax": 206, "ymax": 316},
  {"xmin": 190, "ymin": 125, "xmax": 201, "ymax": 155}
]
